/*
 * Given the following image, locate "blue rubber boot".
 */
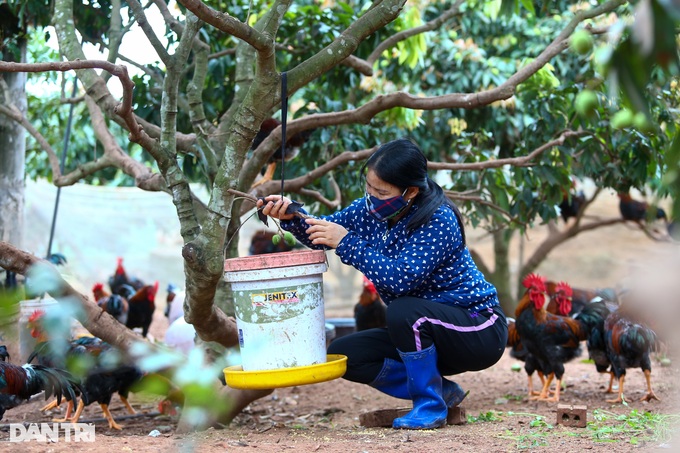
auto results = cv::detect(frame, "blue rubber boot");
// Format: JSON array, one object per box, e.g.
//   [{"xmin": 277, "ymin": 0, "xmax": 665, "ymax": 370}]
[
  {"xmin": 392, "ymin": 345, "xmax": 448, "ymax": 429},
  {"xmin": 370, "ymin": 358, "xmax": 468, "ymax": 408}
]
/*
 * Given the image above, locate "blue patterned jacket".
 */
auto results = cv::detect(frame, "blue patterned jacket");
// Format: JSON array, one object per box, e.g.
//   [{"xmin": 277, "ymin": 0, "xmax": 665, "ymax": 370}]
[{"xmin": 281, "ymin": 197, "xmax": 499, "ymax": 313}]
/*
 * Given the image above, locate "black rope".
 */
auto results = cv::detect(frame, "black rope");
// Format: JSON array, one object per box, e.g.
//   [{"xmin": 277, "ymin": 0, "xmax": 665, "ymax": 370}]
[
  {"xmin": 280, "ymin": 72, "xmax": 287, "ymax": 199},
  {"xmin": 46, "ymin": 77, "xmax": 78, "ymax": 258}
]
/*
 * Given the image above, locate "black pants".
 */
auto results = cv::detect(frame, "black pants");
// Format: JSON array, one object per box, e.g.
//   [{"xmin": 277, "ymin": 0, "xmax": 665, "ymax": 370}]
[{"xmin": 327, "ymin": 297, "xmax": 508, "ymax": 384}]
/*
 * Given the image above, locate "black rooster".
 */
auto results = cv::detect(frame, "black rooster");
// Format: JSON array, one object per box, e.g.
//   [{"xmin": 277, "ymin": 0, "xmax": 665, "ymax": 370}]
[
  {"xmin": 573, "ymin": 298, "xmax": 619, "ymax": 394},
  {"xmin": 108, "ymin": 257, "xmax": 145, "ymax": 296},
  {"xmin": 29, "ymin": 336, "xmax": 140, "ymax": 429},
  {"xmin": 558, "ymin": 190, "xmax": 586, "ymax": 223},
  {"xmin": 250, "ymin": 117, "xmax": 313, "ymax": 188}
]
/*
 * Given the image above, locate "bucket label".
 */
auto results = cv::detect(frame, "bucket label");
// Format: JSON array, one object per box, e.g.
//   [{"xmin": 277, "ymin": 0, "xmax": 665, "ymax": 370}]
[
  {"xmin": 233, "ymin": 282, "xmax": 324, "ymax": 324},
  {"xmin": 251, "ymin": 291, "xmax": 299, "ymax": 306}
]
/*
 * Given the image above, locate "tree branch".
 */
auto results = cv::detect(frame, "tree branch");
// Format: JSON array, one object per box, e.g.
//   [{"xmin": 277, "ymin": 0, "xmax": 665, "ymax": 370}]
[
  {"xmin": 0, "ymin": 241, "xmax": 146, "ymax": 353},
  {"xmin": 366, "ymin": 0, "xmax": 465, "ymax": 65}
]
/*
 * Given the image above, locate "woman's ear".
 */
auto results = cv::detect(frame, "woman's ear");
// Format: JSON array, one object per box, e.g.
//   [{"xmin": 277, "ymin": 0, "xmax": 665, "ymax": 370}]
[{"xmin": 406, "ymin": 187, "xmax": 420, "ymax": 201}]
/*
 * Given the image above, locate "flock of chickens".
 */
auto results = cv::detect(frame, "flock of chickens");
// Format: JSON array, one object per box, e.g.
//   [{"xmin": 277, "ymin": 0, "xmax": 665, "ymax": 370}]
[
  {"xmin": 0, "ymin": 258, "xmax": 183, "ymax": 429},
  {"xmin": 93, "ymin": 257, "xmax": 159, "ymax": 339},
  {"xmin": 508, "ymin": 273, "xmax": 661, "ymax": 404},
  {"xmin": 0, "ymin": 221, "xmax": 667, "ymax": 430}
]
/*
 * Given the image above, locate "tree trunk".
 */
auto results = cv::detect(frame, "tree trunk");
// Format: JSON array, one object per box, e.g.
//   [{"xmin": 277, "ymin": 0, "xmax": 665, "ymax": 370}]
[
  {"xmin": 490, "ymin": 229, "xmax": 515, "ymax": 317},
  {"xmin": 0, "ymin": 39, "xmax": 27, "ymax": 249}
]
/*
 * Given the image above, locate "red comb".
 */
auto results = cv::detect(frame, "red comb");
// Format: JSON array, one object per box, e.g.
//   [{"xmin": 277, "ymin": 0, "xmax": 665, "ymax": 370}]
[
  {"xmin": 555, "ymin": 281, "xmax": 573, "ymax": 297},
  {"xmin": 522, "ymin": 273, "xmax": 546, "ymax": 290},
  {"xmin": 92, "ymin": 282, "xmax": 104, "ymax": 292},
  {"xmin": 28, "ymin": 309, "xmax": 45, "ymax": 323},
  {"xmin": 362, "ymin": 276, "xmax": 377, "ymax": 295}
]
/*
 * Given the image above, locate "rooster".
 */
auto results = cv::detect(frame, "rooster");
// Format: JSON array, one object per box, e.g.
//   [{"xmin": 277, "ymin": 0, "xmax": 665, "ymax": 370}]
[
  {"xmin": 545, "ymin": 281, "xmax": 618, "ymax": 316},
  {"xmin": 0, "ymin": 345, "xmax": 9, "ymax": 362},
  {"xmin": 108, "ymin": 257, "xmax": 145, "ymax": 295},
  {"xmin": 354, "ymin": 276, "xmax": 387, "ymax": 331},
  {"xmin": 28, "ymin": 336, "xmax": 131, "ymax": 422},
  {"xmin": 514, "ymin": 274, "xmax": 589, "ymax": 402},
  {"xmin": 507, "ymin": 318, "xmax": 545, "ymax": 398},
  {"xmin": 250, "ymin": 117, "xmax": 313, "ymax": 188},
  {"xmin": 30, "ymin": 336, "xmax": 183, "ymax": 429},
  {"xmin": 603, "ymin": 306, "xmax": 660, "ymax": 404},
  {"xmin": 93, "ymin": 282, "xmax": 129, "ymax": 325},
  {"xmin": 0, "ymin": 357, "xmax": 82, "ymax": 421},
  {"xmin": 618, "ymin": 192, "xmax": 667, "ymax": 223},
  {"xmin": 125, "ymin": 282, "xmax": 159, "ymax": 338},
  {"xmin": 558, "ymin": 189, "xmax": 586, "ymax": 223},
  {"xmin": 508, "ymin": 283, "xmax": 575, "ymax": 399},
  {"xmin": 573, "ymin": 298, "xmax": 619, "ymax": 394}
]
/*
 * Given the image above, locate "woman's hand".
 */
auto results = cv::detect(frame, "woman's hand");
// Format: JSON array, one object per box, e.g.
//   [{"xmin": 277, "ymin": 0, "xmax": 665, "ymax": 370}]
[
  {"xmin": 305, "ymin": 218, "xmax": 348, "ymax": 249},
  {"xmin": 256, "ymin": 195, "xmax": 296, "ymax": 221}
]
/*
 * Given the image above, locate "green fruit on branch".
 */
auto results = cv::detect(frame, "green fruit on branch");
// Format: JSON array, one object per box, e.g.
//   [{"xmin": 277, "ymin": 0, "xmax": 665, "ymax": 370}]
[
  {"xmin": 575, "ymin": 90, "xmax": 598, "ymax": 117},
  {"xmin": 283, "ymin": 231, "xmax": 296, "ymax": 246},
  {"xmin": 633, "ymin": 112, "xmax": 654, "ymax": 133},
  {"xmin": 272, "ymin": 234, "xmax": 281, "ymax": 245},
  {"xmin": 570, "ymin": 30, "xmax": 593, "ymax": 55},
  {"xmin": 611, "ymin": 109, "xmax": 635, "ymax": 129}
]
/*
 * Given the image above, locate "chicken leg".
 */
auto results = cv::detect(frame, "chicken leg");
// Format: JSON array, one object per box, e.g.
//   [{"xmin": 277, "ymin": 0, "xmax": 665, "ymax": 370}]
[
  {"xmin": 69, "ymin": 399, "xmax": 87, "ymax": 423},
  {"xmin": 251, "ymin": 163, "xmax": 277, "ymax": 188},
  {"xmin": 543, "ymin": 377, "xmax": 562, "ymax": 402},
  {"xmin": 531, "ymin": 373, "xmax": 554, "ymax": 401},
  {"xmin": 527, "ymin": 372, "xmax": 546, "ymax": 397},
  {"xmin": 602, "ymin": 371, "xmax": 615, "ymax": 394},
  {"xmin": 100, "ymin": 403, "xmax": 123, "ymax": 430},
  {"xmin": 606, "ymin": 375, "xmax": 625, "ymax": 403},
  {"xmin": 119, "ymin": 395, "xmax": 137, "ymax": 414},
  {"xmin": 41, "ymin": 399, "xmax": 61, "ymax": 412},
  {"xmin": 51, "ymin": 400, "xmax": 75, "ymax": 422},
  {"xmin": 640, "ymin": 369, "xmax": 660, "ymax": 402}
]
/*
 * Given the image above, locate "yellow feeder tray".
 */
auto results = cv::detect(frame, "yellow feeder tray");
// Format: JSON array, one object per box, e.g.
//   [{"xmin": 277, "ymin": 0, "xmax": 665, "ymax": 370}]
[{"xmin": 224, "ymin": 354, "xmax": 347, "ymax": 390}]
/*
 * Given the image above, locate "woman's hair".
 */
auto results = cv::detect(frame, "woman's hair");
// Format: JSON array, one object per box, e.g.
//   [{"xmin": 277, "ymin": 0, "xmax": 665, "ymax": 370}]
[{"xmin": 361, "ymin": 137, "xmax": 466, "ymax": 243}]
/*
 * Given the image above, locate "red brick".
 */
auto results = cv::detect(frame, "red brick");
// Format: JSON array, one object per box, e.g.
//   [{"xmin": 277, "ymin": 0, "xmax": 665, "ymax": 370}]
[{"xmin": 556, "ymin": 404, "xmax": 587, "ymax": 428}]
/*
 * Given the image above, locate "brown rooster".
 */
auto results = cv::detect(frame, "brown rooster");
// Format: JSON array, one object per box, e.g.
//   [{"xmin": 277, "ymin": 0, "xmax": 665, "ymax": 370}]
[
  {"xmin": 1, "ymin": 357, "xmax": 82, "ymax": 421},
  {"xmin": 514, "ymin": 274, "xmax": 589, "ymax": 402},
  {"xmin": 354, "ymin": 276, "xmax": 386, "ymax": 331},
  {"xmin": 125, "ymin": 282, "xmax": 159, "ymax": 338},
  {"xmin": 618, "ymin": 192, "xmax": 667, "ymax": 223},
  {"xmin": 507, "ymin": 287, "xmax": 576, "ymax": 400}
]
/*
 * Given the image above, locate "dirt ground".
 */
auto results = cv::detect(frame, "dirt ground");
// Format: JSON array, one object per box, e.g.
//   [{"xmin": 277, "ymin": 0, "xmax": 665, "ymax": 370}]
[{"xmin": 2, "ymin": 191, "xmax": 680, "ymax": 452}]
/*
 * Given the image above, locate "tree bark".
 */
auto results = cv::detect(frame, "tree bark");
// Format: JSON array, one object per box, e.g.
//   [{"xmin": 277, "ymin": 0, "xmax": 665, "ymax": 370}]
[{"xmin": 0, "ymin": 39, "xmax": 27, "ymax": 249}]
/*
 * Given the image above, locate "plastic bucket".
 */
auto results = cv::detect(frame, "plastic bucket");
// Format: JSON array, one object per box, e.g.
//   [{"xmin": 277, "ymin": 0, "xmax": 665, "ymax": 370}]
[
  {"xmin": 19, "ymin": 298, "xmax": 58, "ymax": 363},
  {"xmin": 224, "ymin": 250, "xmax": 328, "ymax": 371}
]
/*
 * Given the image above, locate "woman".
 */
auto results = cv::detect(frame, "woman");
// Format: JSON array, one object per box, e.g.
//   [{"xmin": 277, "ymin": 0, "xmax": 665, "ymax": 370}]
[{"xmin": 258, "ymin": 137, "xmax": 507, "ymax": 430}]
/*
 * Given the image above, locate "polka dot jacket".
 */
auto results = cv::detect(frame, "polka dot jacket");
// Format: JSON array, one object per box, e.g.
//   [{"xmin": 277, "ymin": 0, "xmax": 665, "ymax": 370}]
[{"xmin": 280, "ymin": 197, "xmax": 499, "ymax": 313}]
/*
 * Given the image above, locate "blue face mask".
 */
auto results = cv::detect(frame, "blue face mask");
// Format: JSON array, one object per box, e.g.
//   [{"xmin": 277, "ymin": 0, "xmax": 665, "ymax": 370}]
[{"xmin": 365, "ymin": 189, "xmax": 409, "ymax": 222}]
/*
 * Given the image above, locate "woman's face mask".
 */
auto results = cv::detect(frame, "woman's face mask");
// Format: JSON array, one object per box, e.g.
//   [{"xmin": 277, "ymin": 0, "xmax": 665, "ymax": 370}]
[{"xmin": 365, "ymin": 188, "xmax": 409, "ymax": 222}]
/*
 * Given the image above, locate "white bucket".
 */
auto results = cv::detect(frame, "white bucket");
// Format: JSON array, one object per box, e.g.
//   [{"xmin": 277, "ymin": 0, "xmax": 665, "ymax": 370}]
[
  {"xmin": 19, "ymin": 298, "xmax": 58, "ymax": 363},
  {"xmin": 224, "ymin": 250, "xmax": 328, "ymax": 371}
]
